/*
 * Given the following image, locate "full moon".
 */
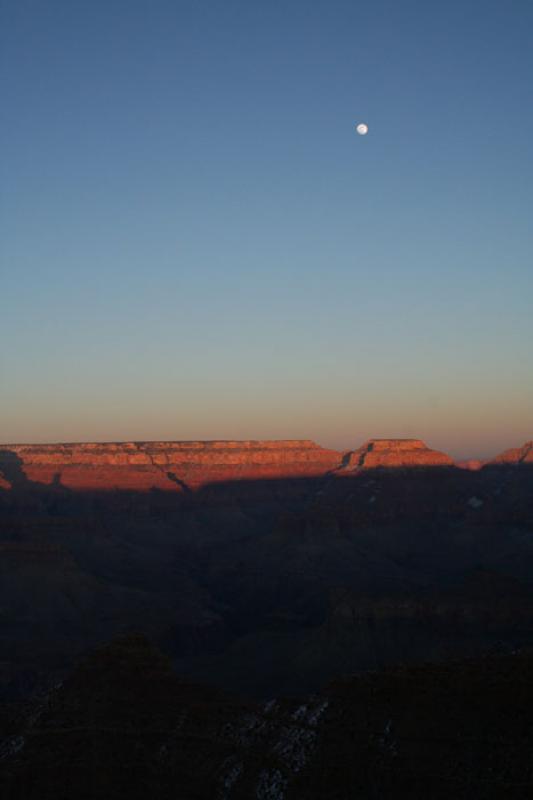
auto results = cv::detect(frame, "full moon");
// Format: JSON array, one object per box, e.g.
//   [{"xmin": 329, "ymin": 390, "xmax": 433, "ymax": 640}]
[{"xmin": 356, "ymin": 123, "xmax": 369, "ymax": 135}]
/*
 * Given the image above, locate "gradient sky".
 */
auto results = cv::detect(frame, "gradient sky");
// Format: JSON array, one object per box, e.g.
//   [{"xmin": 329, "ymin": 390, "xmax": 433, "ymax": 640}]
[{"xmin": 1, "ymin": 0, "xmax": 532, "ymax": 459}]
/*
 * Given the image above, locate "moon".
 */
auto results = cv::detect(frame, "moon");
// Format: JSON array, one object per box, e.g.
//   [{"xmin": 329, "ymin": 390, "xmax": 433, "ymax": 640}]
[{"xmin": 356, "ymin": 123, "xmax": 369, "ymax": 135}]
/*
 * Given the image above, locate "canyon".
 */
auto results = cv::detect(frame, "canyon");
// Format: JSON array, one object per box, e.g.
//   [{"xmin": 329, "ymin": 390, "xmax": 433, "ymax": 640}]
[
  {"xmin": 1, "ymin": 436, "xmax": 533, "ymax": 771},
  {"xmin": 1, "ymin": 435, "xmax": 533, "ymax": 796}
]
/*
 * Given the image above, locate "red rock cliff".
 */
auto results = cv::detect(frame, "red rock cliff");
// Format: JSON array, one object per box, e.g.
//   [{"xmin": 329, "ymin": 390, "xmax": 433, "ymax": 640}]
[
  {"xmin": 0, "ymin": 437, "xmax": 458, "ymax": 492},
  {"xmin": 339, "ymin": 439, "xmax": 454, "ymax": 470},
  {"xmin": 490, "ymin": 441, "xmax": 533, "ymax": 466},
  {"xmin": 0, "ymin": 440, "xmax": 341, "ymax": 491}
]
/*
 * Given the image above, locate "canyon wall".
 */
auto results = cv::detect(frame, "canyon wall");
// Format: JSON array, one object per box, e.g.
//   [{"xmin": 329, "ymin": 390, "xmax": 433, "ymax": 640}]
[
  {"xmin": 339, "ymin": 438, "xmax": 454, "ymax": 470},
  {"xmin": 0, "ymin": 440, "xmax": 340, "ymax": 491},
  {"xmin": 0, "ymin": 438, "xmax": 460, "ymax": 492},
  {"xmin": 491, "ymin": 441, "xmax": 533, "ymax": 465}
]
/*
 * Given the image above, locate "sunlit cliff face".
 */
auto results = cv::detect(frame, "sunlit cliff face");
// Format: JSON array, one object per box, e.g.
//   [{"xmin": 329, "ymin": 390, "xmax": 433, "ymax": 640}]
[
  {"xmin": 1, "ymin": 437, "xmax": 531, "ymax": 494},
  {"xmin": 0, "ymin": 438, "xmax": 466, "ymax": 493}
]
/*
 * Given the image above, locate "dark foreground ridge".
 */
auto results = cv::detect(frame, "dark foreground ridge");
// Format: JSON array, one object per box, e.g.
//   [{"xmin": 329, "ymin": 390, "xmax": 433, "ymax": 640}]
[{"xmin": 2, "ymin": 634, "xmax": 533, "ymax": 799}]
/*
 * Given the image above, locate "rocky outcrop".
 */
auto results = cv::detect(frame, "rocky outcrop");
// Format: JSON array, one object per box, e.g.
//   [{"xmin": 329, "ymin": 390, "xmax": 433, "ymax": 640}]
[
  {"xmin": 339, "ymin": 439, "xmax": 453, "ymax": 471},
  {"xmin": 490, "ymin": 441, "xmax": 533, "ymax": 466},
  {"xmin": 456, "ymin": 459, "xmax": 484, "ymax": 471}
]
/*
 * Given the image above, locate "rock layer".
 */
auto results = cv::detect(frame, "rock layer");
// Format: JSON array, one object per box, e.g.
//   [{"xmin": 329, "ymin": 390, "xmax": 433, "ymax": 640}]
[
  {"xmin": 0, "ymin": 440, "xmax": 340, "ymax": 491},
  {"xmin": 0, "ymin": 438, "xmax": 461, "ymax": 492},
  {"xmin": 491, "ymin": 441, "xmax": 533, "ymax": 465},
  {"xmin": 339, "ymin": 439, "xmax": 454, "ymax": 471}
]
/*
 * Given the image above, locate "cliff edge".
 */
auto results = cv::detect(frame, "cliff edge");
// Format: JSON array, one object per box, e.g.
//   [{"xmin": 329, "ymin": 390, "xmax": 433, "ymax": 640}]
[
  {"xmin": 0, "ymin": 437, "xmax": 463, "ymax": 492},
  {"xmin": 339, "ymin": 438, "xmax": 454, "ymax": 471}
]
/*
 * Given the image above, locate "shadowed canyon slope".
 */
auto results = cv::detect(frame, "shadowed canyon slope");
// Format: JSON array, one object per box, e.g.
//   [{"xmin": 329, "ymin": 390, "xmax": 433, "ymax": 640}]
[
  {"xmin": 0, "ymin": 436, "xmax": 532, "ymax": 703},
  {"xmin": 3, "ymin": 635, "xmax": 533, "ymax": 799}
]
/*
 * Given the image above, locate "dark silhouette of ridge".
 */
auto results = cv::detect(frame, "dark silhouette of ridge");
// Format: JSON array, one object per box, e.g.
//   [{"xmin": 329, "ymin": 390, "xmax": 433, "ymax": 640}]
[
  {"xmin": 0, "ymin": 449, "xmax": 69, "ymax": 496},
  {"xmin": 3, "ymin": 634, "xmax": 533, "ymax": 799},
  {"xmin": 0, "ymin": 450, "xmax": 32, "ymax": 490}
]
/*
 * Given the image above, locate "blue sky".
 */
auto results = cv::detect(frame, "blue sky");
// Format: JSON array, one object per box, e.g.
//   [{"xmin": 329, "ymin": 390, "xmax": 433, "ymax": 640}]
[{"xmin": 1, "ymin": 0, "xmax": 532, "ymax": 457}]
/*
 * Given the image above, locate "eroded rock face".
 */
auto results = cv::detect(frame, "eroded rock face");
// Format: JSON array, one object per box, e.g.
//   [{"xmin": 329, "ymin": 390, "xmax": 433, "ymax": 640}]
[
  {"xmin": 339, "ymin": 439, "xmax": 454, "ymax": 470},
  {"xmin": 491, "ymin": 441, "xmax": 533, "ymax": 465},
  {"xmin": 0, "ymin": 438, "xmax": 462, "ymax": 492},
  {"xmin": 0, "ymin": 440, "xmax": 341, "ymax": 491}
]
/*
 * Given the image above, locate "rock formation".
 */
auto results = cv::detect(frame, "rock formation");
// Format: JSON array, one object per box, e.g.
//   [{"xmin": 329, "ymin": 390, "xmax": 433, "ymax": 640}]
[
  {"xmin": 490, "ymin": 440, "xmax": 533, "ymax": 465},
  {"xmin": 0, "ymin": 438, "xmax": 456, "ymax": 492},
  {"xmin": 3, "ymin": 436, "xmax": 532, "ymax": 493},
  {"xmin": 456, "ymin": 459, "xmax": 484, "ymax": 471},
  {"xmin": 338, "ymin": 438, "xmax": 454, "ymax": 471},
  {"xmin": 0, "ymin": 440, "xmax": 340, "ymax": 491}
]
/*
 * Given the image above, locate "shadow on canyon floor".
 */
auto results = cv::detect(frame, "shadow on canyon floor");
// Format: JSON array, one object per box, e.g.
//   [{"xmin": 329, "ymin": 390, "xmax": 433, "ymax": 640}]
[
  {"xmin": 3, "ymin": 634, "xmax": 533, "ymax": 800},
  {"xmin": 1, "ymin": 447, "xmax": 533, "ymax": 701}
]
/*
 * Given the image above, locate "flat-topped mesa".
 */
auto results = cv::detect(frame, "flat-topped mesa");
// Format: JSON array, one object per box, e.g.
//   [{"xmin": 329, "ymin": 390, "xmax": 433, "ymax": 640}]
[
  {"xmin": 339, "ymin": 439, "xmax": 454, "ymax": 471},
  {"xmin": 0, "ymin": 437, "xmax": 458, "ymax": 492},
  {"xmin": 490, "ymin": 441, "xmax": 533, "ymax": 466},
  {"xmin": 0, "ymin": 440, "xmax": 341, "ymax": 492}
]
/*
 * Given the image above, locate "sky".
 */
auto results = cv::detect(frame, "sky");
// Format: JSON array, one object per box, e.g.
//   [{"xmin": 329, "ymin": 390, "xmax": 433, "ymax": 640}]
[{"xmin": 1, "ymin": 0, "xmax": 532, "ymax": 459}]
